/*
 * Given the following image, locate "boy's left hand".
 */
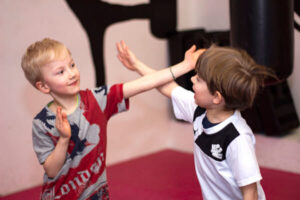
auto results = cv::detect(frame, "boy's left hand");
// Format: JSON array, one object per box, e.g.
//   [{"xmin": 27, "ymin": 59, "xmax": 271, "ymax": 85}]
[{"xmin": 116, "ymin": 40, "xmax": 139, "ymax": 72}]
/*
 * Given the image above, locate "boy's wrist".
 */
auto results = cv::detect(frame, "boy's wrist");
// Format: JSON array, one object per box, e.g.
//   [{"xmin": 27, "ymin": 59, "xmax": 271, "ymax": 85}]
[
  {"xmin": 181, "ymin": 60, "xmax": 193, "ymax": 71},
  {"xmin": 58, "ymin": 136, "xmax": 70, "ymax": 145}
]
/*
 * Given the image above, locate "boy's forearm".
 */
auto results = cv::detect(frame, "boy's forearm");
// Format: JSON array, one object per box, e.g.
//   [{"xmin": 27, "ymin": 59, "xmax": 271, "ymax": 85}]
[
  {"xmin": 240, "ymin": 183, "xmax": 258, "ymax": 200},
  {"xmin": 123, "ymin": 60, "xmax": 190, "ymax": 98},
  {"xmin": 43, "ymin": 137, "xmax": 70, "ymax": 178},
  {"xmin": 132, "ymin": 60, "xmax": 176, "ymax": 97},
  {"xmin": 134, "ymin": 60, "xmax": 155, "ymax": 75}
]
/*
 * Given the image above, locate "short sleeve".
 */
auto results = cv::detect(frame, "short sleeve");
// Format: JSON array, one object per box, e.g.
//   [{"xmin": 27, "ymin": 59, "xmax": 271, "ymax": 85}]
[
  {"xmin": 92, "ymin": 84, "xmax": 129, "ymax": 120},
  {"xmin": 171, "ymin": 86, "xmax": 197, "ymax": 123},
  {"xmin": 32, "ymin": 120, "xmax": 56, "ymax": 164},
  {"xmin": 226, "ymin": 134, "xmax": 262, "ymax": 187}
]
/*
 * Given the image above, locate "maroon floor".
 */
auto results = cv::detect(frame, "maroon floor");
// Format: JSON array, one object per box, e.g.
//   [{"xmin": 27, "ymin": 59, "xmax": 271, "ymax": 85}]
[{"xmin": 2, "ymin": 149, "xmax": 300, "ymax": 200}]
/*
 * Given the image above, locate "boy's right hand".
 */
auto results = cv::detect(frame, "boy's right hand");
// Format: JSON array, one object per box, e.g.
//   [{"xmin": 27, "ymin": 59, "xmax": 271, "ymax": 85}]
[
  {"xmin": 183, "ymin": 45, "xmax": 206, "ymax": 70},
  {"xmin": 56, "ymin": 106, "xmax": 71, "ymax": 139},
  {"xmin": 116, "ymin": 40, "xmax": 139, "ymax": 72}
]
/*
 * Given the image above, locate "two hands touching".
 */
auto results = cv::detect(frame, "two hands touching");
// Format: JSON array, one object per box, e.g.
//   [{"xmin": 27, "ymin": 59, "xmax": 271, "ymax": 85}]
[
  {"xmin": 117, "ymin": 40, "xmax": 205, "ymax": 98},
  {"xmin": 116, "ymin": 40, "xmax": 204, "ymax": 77}
]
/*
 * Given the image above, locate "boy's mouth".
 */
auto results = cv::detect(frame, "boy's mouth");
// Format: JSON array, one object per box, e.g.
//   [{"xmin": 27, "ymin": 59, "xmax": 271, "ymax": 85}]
[{"xmin": 69, "ymin": 80, "xmax": 79, "ymax": 86}]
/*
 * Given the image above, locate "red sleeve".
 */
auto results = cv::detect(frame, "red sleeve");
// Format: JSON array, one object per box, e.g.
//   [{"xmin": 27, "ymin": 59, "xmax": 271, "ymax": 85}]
[{"xmin": 105, "ymin": 83, "xmax": 129, "ymax": 120}]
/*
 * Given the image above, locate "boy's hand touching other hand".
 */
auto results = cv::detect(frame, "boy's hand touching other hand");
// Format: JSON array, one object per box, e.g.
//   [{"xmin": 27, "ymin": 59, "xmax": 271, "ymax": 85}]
[
  {"xmin": 184, "ymin": 45, "xmax": 206, "ymax": 70},
  {"xmin": 116, "ymin": 40, "xmax": 139, "ymax": 72},
  {"xmin": 56, "ymin": 106, "xmax": 71, "ymax": 139}
]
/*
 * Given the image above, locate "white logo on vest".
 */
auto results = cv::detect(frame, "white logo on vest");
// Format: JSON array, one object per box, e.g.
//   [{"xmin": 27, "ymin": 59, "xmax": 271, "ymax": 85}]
[{"xmin": 211, "ymin": 144, "xmax": 223, "ymax": 159}]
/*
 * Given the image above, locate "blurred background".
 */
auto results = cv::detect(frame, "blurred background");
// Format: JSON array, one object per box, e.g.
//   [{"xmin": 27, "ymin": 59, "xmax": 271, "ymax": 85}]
[{"xmin": 0, "ymin": 0, "xmax": 299, "ymax": 196}]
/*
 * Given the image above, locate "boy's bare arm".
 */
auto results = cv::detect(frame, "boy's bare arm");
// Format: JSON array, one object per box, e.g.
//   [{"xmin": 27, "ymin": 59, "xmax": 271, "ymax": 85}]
[
  {"xmin": 132, "ymin": 60, "xmax": 179, "ymax": 98},
  {"xmin": 122, "ymin": 61, "xmax": 189, "ymax": 98},
  {"xmin": 43, "ymin": 107, "xmax": 71, "ymax": 178},
  {"xmin": 240, "ymin": 183, "xmax": 258, "ymax": 200},
  {"xmin": 117, "ymin": 41, "xmax": 204, "ymax": 98}
]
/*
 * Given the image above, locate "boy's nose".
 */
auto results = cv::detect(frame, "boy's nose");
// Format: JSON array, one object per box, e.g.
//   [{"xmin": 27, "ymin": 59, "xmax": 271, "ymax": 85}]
[
  {"xmin": 68, "ymin": 69, "xmax": 76, "ymax": 79},
  {"xmin": 190, "ymin": 75, "xmax": 195, "ymax": 83}
]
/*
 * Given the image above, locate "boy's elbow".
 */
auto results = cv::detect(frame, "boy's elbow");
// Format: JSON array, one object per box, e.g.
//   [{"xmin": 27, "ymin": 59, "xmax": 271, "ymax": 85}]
[
  {"xmin": 43, "ymin": 167, "xmax": 57, "ymax": 178},
  {"xmin": 46, "ymin": 172, "xmax": 56, "ymax": 179},
  {"xmin": 43, "ymin": 161, "xmax": 59, "ymax": 179}
]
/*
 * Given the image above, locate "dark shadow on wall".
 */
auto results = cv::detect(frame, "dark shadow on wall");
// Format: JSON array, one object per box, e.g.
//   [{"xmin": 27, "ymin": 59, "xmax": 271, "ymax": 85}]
[{"xmin": 65, "ymin": 0, "xmax": 176, "ymax": 86}]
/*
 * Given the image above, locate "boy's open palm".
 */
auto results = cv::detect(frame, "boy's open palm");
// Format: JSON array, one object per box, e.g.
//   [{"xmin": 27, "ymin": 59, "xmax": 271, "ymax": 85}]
[
  {"xmin": 116, "ymin": 40, "xmax": 139, "ymax": 71},
  {"xmin": 56, "ymin": 106, "xmax": 71, "ymax": 139},
  {"xmin": 184, "ymin": 45, "xmax": 206, "ymax": 69}
]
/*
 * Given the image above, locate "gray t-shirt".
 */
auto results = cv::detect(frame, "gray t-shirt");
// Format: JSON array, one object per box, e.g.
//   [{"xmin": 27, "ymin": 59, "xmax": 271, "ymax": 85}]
[{"xmin": 32, "ymin": 84, "xmax": 129, "ymax": 200}]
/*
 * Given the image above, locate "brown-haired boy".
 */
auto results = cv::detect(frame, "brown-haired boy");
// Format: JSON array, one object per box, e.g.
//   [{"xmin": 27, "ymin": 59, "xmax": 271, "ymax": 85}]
[
  {"xmin": 21, "ymin": 38, "xmax": 201, "ymax": 199},
  {"xmin": 117, "ymin": 41, "xmax": 276, "ymax": 200}
]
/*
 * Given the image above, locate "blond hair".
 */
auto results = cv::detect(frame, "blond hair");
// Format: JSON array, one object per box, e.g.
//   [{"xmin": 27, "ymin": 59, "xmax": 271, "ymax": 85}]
[
  {"xmin": 196, "ymin": 45, "xmax": 276, "ymax": 111},
  {"xmin": 21, "ymin": 38, "xmax": 70, "ymax": 87}
]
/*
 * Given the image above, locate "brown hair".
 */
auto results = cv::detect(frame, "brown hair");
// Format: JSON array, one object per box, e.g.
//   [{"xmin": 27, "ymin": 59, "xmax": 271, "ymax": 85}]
[
  {"xmin": 195, "ymin": 45, "xmax": 276, "ymax": 111},
  {"xmin": 21, "ymin": 38, "xmax": 70, "ymax": 87}
]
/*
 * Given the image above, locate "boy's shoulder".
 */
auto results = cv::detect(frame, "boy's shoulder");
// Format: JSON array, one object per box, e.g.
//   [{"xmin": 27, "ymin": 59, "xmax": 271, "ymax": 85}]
[
  {"xmin": 34, "ymin": 106, "xmax": 54, "ymax": 121},
  {"xmin": 81, "ymin": 84, "xmax": 122, "ymax": 97},
  {"xmin": 32, "ymin": 107, "xmax": 57, "ymax": 133}
]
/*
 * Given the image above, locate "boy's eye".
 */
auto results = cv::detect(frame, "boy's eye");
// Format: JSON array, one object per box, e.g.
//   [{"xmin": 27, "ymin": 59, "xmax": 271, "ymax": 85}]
[
  {"xmin": 71, "ymin": 63, "xmax": 75, "ymax": 67},
  {"xmin": 57, "ymin": 70, "xmax": 64, "ymax": 75}
]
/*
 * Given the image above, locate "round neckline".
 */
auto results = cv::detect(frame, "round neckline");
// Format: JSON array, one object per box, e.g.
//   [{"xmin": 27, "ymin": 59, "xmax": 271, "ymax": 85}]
[
  {"xmin": 202, "ymin": 110, "xmax": 239, "ymax": 134},
  {"xmin": 46, "ymin": 95, "xmax": 80, "ymax": 117}
]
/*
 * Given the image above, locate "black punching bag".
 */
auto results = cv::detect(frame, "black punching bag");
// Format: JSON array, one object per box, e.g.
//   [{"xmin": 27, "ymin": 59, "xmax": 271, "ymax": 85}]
[
  {"xmin": 230, "ymin": 0, "xmax": 294, "ymax": 80},
  {"xmin": 229, "ymin": 0, "xmax": 299, "ymax": 135}
]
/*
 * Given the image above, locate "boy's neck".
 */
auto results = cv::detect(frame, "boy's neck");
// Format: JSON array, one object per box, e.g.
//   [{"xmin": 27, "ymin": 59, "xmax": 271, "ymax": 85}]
[
  {"xmin": 206, "ymin": 108, "xmax": 234, "ymax": 124},
  {"xmin": 49, "ymin": 94, "xmax": 79, "ymax": 115}
]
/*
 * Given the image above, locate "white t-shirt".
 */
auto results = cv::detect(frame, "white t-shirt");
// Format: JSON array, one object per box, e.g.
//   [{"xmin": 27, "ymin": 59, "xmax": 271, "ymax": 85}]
[{"xmin": 171, "ymin": 86, "xmax": 265, "ymax": 200}]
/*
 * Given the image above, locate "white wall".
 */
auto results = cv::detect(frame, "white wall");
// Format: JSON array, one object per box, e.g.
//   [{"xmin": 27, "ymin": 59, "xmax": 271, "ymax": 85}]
[
  {"xmin": 0, "ymin": 0, "xmax": 299, "ymax": 196},
  {"xmin": 289, "ymin": 13, "xmax": 300, "ymax": 116}
]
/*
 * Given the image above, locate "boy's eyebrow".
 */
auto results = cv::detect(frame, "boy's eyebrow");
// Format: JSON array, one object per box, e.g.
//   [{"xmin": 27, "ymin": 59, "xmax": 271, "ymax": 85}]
[
  {"xmin": 51, "ymin": 57, "xmax": 73, "ymax": 70},
  {"xmin": 53, "ymin": 66, "xmax": 64, "ymax": 72},
  {"xmin": 69, "ymin": 58, "xmax": 75, "ymax": 65}
]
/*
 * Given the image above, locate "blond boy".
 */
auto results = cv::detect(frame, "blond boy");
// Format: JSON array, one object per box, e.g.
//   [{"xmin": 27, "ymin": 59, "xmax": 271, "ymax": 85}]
[{"xmin": 21, "ymin": 38, "xmax": 201, "ymax": 200}]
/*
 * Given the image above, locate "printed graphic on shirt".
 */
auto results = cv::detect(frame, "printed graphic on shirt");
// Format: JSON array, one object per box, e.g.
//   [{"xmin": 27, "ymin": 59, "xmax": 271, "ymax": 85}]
[
  {"xmin": 35, "ymin": 108, "xmax": 56, "ymax": 130},
  {"xmin": 195, "ymin": 123, "xmax": 240, "ymax": 161},
  {"xmin": 95, "ymin": 85, "xmax": 107, "ymax": 95},
  {"xmin": 211, "ymin": 144, "xmax": 223, "ymax": 159}
]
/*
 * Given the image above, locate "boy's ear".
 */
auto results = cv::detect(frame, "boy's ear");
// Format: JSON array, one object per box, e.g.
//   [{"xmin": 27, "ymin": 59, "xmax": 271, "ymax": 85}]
[
  {"xmin": 212, "ymin": 91, "xmax": 223, "ymax": 105},
  {"xmin": 35, "ymin": 81, "xmax": 50, "ymax": 94}
]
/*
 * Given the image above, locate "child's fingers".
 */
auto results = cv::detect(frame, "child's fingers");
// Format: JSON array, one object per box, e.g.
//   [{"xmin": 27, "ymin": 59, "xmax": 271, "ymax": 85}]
[
  {"xmin": 117, "ymin": 54, "xmax": 128, "ymax": 66},
  {"xmin": 61, "ymin": 112, "xmax": 68, "ymax": 123},
  {"xmin": 187, "ymin": 44, "xmax": 196, "ymax": 53},
  {"xmin": 117, "ymin": 41, "xmax": 130, "ymax": 60},
  {"xmin": 56, "ymin": 106, "xmax": 62, "ymax": 119},
  {"xmin": 194, "ymin": 49, "xmax": 205, "ymax": 58},
  {"xmin": 116, "ymin": 42, "xmax": 123, "ymax": 55},
  {"xmin": 121, "ymin": 40, "xmax": 127, "ymax": 50},
  {"xmin": 56, "ymin": 106, "xmax": 62, "ymax": 127},
  {"xmin": 184, "ymin": 45, "xmax": 196, "ymax": 60},
  {"xmin": 122, "ymin": 41, "xmax": 133, "ymax": 59}
]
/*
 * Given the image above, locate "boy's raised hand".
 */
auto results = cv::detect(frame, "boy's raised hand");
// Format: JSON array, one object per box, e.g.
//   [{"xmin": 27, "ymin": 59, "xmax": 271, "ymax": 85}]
[
  {"xmin": 184, "ymin": 45, "xmax": 206, "ymax": 70},
  {"xmin": 116, "ymin": 40, "xmax": 139, "ymax": 72},
  {"xmin": 56, "ymin": 106, "xmax": 71, "ymax": 139}
]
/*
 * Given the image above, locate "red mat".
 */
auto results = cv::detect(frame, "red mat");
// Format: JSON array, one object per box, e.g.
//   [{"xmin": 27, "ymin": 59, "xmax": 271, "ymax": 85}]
[{"xmin": 2, "ymin": 149, "xmax": 300, "ymax": 200}]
